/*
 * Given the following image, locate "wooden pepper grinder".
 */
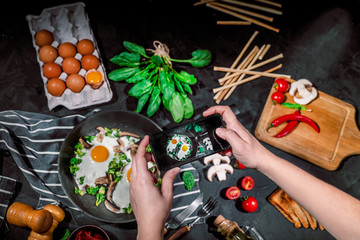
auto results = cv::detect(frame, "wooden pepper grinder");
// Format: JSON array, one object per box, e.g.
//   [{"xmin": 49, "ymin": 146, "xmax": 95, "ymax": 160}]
[
  {"xmin": 6, "ymin": 202, "xmax": 65, "ymax": 240},
  {"xmin": 6, "ymin": 202, "xmax": 53, "ymax": 233},
  {"xmin": 28, "ymin": 204, "xmax": 65, "ymax": 240}
]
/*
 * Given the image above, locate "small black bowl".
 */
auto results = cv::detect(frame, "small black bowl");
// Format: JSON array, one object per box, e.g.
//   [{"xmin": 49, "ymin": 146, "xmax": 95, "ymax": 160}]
[{"xmin": 68, "ymin": 225, "xmax": 110, "ymax": 240}]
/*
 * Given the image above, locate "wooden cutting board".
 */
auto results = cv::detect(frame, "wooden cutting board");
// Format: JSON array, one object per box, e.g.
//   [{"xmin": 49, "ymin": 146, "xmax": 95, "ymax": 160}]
[{"xmin": 255, "ymin": 80, "xmax": 360, "ymax": 170}]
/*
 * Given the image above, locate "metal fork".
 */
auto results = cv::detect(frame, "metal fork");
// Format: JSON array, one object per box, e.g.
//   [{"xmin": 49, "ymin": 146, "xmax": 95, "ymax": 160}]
[
  {"xmin": 188, "ymin": 196, "xmax": 219, "ymax": 228},
  {"xmin": 167, "ymin": 197, "xmax": 219, "ymax": 240}
]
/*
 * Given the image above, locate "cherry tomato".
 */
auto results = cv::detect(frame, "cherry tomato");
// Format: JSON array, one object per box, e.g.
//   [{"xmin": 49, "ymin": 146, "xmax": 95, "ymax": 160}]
[
  {"xmin": 271, "ymin": 91, "xmax": 285, "ymax": 104},
  {"xmin": 223, "ymin": 148, "xmax": 233, "ymax": 158},
  {"xmin": 225, "ymin": 186, "xmax": 241, "ymax": 200},
  {"xmin": 234, "ymin": 159, "xmax": 246, "ymax": 169},
  {"xmin": 241, "ymin": 196, "xmax": 258, "ymax": 212},
  {"xmin": 241, "ymin": 176, "xmax": 254, "ymax": 190},
  {"xmin": 274, "ymin": 78, "xmax": 290, "ymax": 92}
]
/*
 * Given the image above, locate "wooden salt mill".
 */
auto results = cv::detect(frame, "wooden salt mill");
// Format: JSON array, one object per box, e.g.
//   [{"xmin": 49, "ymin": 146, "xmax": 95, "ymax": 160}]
[{"xmin": 6, "ymin": 202, "xmax": 65, "ymax": 240}]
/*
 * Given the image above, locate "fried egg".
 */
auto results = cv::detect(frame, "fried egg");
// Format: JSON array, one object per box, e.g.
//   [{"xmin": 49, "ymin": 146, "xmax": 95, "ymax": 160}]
[
  {"xmin": 166, "ymin": 135, "xmax": 180, "ymax": 153},
  {"xmin": 166, "ymin": 134, "xmax": 192, "ymax": 161},
  {"xmin": 177, "ymin": 142, "xmax": 191, "ymax": 160},
  {"xmin": 74, "ymin": 134, "xmax": 118, "ymax": 189}
]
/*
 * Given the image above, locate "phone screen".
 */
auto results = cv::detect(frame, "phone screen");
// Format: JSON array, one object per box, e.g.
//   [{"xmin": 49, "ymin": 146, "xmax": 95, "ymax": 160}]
[{"xmin": 150, "ymin": 114, "xmax": 230, "ymax": 171}]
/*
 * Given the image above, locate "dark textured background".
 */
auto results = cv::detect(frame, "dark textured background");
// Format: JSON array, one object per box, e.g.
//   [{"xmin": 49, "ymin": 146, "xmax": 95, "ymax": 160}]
[{"xmin": 1, "ymin": 0, "xmax": 360, "ymax": 239}]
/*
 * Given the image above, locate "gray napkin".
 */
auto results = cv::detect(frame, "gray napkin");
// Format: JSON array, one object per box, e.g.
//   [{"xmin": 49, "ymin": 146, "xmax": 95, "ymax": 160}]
[{"xmin": 0, "ymin": 175, "xmax": 16, "ymax": 227}]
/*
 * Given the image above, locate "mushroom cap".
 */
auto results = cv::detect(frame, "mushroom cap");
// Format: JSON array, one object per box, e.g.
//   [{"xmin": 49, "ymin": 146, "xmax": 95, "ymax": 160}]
[
  {"xmin": 207, "ymin": 163, "xmax": 234, "ymax": 182},
  {"xmin": 290, "ymin": 79, "xmax": 318, "ymax": 105},
  {"xmin": 204, "ymin": 153, "xmax": 231, "ymax": 165}
]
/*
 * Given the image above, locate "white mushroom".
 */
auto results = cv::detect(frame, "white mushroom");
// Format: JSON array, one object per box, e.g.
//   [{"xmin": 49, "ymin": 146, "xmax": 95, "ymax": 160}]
[
  {"xmin": 96, "ymin": 126, "xmax": 105, "ymax": 143},
  {"xmin": 204, "ymin": 153, "xmax": 233, "ymax": 182},
  {"xmin": 289, "ymin": 79, "xmax": 318, "ymax": 105},
  {"xmin": 204, "ymin": 153, "xmax": 230, "ymax": 165}
]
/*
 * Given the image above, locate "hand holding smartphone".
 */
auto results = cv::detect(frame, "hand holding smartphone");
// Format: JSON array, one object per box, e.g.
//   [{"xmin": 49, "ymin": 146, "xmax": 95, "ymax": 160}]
[{"xmin": 149, "ymin": 114, "xmax": 230, "ymax": 171}]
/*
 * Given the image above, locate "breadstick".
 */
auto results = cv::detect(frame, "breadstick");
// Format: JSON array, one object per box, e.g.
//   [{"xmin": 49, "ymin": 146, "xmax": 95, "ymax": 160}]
[
  {"xmin": 220, "ymin": 45, "xmax": 266, "ymax": 103},
  {"xmin": 213, "ymin": 64, "xmax": 283, "ymax": 93},
  {"xmin": 213, "ymin": 66, "xmax": 290, "ymax": 78},
  {"xmin": 211, "ymin": 1, "xmax": 274, "ymax": 22},
  {"xmin": 218, "ymin": 53, "xmax": 283, "ymax": 84},
  {"xmin": 207, "ymin": 3, "xmax": 280, "ymax": 32}
]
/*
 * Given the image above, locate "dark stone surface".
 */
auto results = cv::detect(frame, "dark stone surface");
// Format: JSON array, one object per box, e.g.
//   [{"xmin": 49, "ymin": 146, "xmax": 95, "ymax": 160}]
[{"xmin": 2, "ymin": 0, "xmax": 360, "ymax": 239}]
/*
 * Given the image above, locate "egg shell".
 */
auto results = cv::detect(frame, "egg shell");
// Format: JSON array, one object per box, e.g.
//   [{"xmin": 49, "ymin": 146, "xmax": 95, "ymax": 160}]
[
  {"xmin": 85, "ymin": 69, "xmax": 104, "ymax": 89},
  {"xmin": 35, "ymin": 29, "xmax": 54, "ymax": 47},
  {"xmin": 43, "ymin": 62, "xmax": 62, "ymax": 78},
  {"xmin": 62, "ymin": 57, "xmax": 81, "ymax": 74},
  {"xmin": 46, "ymin": 78, "xmax": 66, "ymax": 96},
  {"xmin": 81, "ymin": 54, "xmax": 99, "ymax": 71},
  {"xmin": 77, "ymin": 39, "xmax": 94, "ymax": 55},
  {"xmin": 39, "ymin": 45, "xmax": 58, "ymax": 63},
  {"xmin": 66, "ymin": 74, "xmax": 85, "ymax": 93},
  {"xmin": 58, "ymin": 42, "xmax": 77, "ymax": 58}
]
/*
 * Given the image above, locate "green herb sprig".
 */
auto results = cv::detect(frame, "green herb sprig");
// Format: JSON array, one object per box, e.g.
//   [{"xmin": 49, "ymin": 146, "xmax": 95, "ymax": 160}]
[{"xmin": 108, "ymin": 41, "xmax": 212, "ymax": 123}]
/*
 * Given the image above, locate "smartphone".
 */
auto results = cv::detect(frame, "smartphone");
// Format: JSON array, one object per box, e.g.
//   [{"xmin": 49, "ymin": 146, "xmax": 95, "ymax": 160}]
[{"xmin": 149, "ymin": 114, "xmax": 230, "ymax": 171}]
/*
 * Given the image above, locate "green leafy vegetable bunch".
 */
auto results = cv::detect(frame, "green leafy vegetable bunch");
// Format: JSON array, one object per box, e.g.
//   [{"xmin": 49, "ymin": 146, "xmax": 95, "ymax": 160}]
[{"xmin": 108, "ymin": 41, "xmax": 212, "ymax": 123}]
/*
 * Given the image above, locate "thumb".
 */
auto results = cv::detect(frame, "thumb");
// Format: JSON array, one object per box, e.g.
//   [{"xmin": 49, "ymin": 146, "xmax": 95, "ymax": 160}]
[
  {"xmin": 161, "ymin": 167, "xmax": 181, "ymax": 200},
  {"xmin": 216, "ymin": 127, "xmax": 244, "ymax": 146}
]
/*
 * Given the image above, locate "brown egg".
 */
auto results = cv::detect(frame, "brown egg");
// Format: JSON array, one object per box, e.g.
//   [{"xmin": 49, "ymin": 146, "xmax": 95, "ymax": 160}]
[
  {"xmin": 66, "ymin": 74, "xmax": 85, "ymax": 93},
  {"xmin": 62, "ymin": 57, "xmax": 81, "ymax": 74},
  {"xmin": 35, "ymin": 29, "xmax": 54, "ymax": 47},
  {"xmin": 46, "ymin": 78, "xmax": 66, "ymax": 96},
  {"xmin": 39, "ymin": 45, "xmax": 58, "ymax": 63},
  {"xmin": 81, "ymin": 54, "xmax": 99, "ymax": 71},
  {"xmin": 77, "ymin": 39, "xmax": 94, "ymax": 55},
  {"xmin": 58, "ymin": 42, "xmax": 77, "ymax": 58},
  {"xmin": 43, "ymin": 62, "xmax": 62, "ymax": 79}
]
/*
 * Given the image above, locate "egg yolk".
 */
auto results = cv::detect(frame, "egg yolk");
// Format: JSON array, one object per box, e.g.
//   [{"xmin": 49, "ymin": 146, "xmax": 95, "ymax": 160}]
[
  {"xmin": 126, "ymin": 168, "xmax": 132, "ymax": 183},
  {"xmin": 86, "ymin": 71, "xmax": 103, "ymax": 84},
  {"xmin": 171, "ymin": 139, "xmax": 177, "ymax": 144},
  {"xmin": 91, "ymin": 145, "xmax": 109, "ymax": 162},
  {"xmin": 182, "ymin": 145, "xmax": 188, "ymax": 152}
]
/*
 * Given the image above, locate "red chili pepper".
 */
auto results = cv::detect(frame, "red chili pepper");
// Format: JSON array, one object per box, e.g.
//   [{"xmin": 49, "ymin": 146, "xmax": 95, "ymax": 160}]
[
  {"xmin": 273, "ymin": 111, "xmax": 299, "ymax": 138},
  {"xmin": 75, "ymin": 230, "xmax": 104, "ymax": 240},
  {"xmin": 268, "ymin": 112, "xmax": 319, "ymax": 133}
]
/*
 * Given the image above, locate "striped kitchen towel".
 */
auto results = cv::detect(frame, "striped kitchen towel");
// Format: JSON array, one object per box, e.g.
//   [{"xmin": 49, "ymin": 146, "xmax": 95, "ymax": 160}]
[
  {"xmin": 0, "ymin": 110, "xmax": 202, "ymax": 223},
  {"xmin": 0, "ymin": 175, "xmax": 16, "ymax": 227}
]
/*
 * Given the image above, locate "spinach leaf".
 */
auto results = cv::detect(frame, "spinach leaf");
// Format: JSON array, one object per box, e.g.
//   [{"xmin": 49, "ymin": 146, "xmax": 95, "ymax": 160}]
[
  {"xmin": 174, "ymin": 71, "xmax": 197, "ymax": 85},
  {"xmin": 123, "ymin": 41, "xmax": 148, "ymax": 58},
  {"xmin": 181, "ymin": 82, "xmax": 193, "ymax": 95},
  {"xmin": 182, "ymin": 95, "xmax": 194, "ymax": 119},
  {"xmin": 128, "ymin": 79, "xmax": 153, "ymax": 98},
  {"xmin": 135, "ymin": 92, "xmax": 150, "ymax": 113},
  {"xmin": 169, "ymin": 92, "xmax": 184, "ymax": 123},
  {"xmin": 182, "ymin": 171, "xmax": 195, "ymax": 191},
  {"xmin": 126, "ymin": 69, "xmax": 150, "ymax": 83},
  {"xmin": 110, "ymin": 52, "xmax": 140, "ymax": 67},
  {"xmin": 108, "ymin": 67, "xmax": 139, "ymax": 81},
  {"xmin": 147, "ymin": 86, "xmax": 161, "ymax": 117},
  {"xmin": 151, "ymin": 55, "xmax": 163, "ymax": 67},
  {"xmin": 170, "ymin": 49, "xmax": 212, "ymax": 68},
  {"xmin": 162, "ymin": 94, "xmax": 171, "ymax": 111},
  {"xmin": 159, "ymin": 70, "xmax": 175, "ymax": 104},
  {"xmin": 188, "ymin": 49, "xmax": 212, "ymax": 68}
]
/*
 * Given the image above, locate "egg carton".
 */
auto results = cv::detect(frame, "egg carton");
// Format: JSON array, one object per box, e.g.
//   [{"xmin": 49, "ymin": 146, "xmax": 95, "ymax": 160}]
[{"xmin": 26, "ymin": 2, "xmax": 113, "ymax": 110}]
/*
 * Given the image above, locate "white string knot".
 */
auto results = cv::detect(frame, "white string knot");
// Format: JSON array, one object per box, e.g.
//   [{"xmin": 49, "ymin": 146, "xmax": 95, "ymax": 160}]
[{"xmin": 147, "ymin": 40, "xmax": 172, "ymax": 66}]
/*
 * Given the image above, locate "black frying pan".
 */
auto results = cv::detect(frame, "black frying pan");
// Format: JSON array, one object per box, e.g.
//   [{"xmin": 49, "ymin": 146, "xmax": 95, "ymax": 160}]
[{"xmin": 58, "ymin": 110, "xmax": 162, "ymax": 223}]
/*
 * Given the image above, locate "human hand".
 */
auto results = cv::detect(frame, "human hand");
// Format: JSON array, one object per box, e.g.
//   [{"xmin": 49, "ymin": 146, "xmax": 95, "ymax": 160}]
[
  {"xmin": 130, "ymin": 135, "xmax": 180, "ymax": 240},
  {"xmin": 203, "ymin": 105, "xmax": 272, "ymax": 169}
]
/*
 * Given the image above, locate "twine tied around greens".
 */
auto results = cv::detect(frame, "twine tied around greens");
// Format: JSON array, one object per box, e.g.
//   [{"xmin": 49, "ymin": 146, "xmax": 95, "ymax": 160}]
[{"xmin": 147, "ymin": 40, "xmax": 172, "ymax": 66}]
